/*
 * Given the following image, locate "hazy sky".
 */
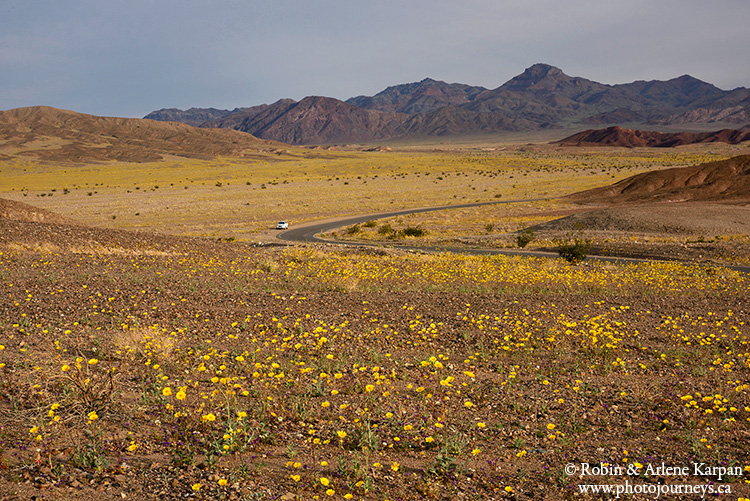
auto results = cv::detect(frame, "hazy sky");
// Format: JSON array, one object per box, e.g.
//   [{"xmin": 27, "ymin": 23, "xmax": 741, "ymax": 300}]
[{"xmin": 2, "ymin": 0, "xmax": 748, "ymax": 118}]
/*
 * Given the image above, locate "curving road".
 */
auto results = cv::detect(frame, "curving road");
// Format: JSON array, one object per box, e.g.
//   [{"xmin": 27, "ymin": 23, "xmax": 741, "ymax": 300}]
[
  {"xmin": 277, "ymin": 199, "xmax": 546, "ymax": 243},
  {"xmin": 277, "ymin": 200, "xmax": 750, "ymax": 273}
]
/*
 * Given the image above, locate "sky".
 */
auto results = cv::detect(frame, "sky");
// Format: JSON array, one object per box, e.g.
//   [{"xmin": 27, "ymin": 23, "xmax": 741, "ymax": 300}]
[{"xmin": 2, "ymin": 0, "xmax": 749, "ymax": 118}]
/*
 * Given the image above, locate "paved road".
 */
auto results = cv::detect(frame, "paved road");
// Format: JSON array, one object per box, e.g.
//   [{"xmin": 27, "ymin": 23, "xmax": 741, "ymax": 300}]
[
  {"xmin": 277, "ymin": 200, "xmax": 750, "ymax": 273},
  {"xmin": 277, "ymin": 199, "xmax": 547, "ymax": 243}
]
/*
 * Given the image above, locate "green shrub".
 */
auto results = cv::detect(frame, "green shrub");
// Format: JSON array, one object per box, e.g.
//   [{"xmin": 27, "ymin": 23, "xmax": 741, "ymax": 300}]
[
  {"xmin": 556, "ymin": 237, "xmax": 591, "ymax": 264},
  {"xmin": 516, "ymin": 226, "xmax": 535, "ymax": 248},
  {"xmin": 377, "ymin": 224, "xmax": 398, "ymax": 239},
  {"xmin": 401, "ymin": 226, "xmax": 427, "ymax": 237}
]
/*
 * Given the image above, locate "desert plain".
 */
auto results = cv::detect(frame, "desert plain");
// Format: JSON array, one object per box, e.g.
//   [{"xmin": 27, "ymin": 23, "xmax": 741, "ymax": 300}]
[{"xmin": 1, "ymin": 118, "xmax": 750, "ymax": 500}]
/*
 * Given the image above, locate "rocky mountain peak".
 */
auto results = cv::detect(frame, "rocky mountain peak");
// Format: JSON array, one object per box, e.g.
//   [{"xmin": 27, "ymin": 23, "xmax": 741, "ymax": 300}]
[{"xmin": 502, "ymin": 63, "xmax": 567, "ymax": 91}]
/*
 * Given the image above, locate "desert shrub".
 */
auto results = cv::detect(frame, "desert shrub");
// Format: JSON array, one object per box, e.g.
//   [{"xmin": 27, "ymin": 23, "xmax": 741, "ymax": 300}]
[
  {"xmin": 363, "ymin": 220, "xmax": 378, "ymax": 228},
  {"xmin": 485, "ymin": 223, "xmax": 494, "ymax": 233},
  {"xmin": 378, "ymin": 224, "xmax": 398, "ymax": 239},
  {"xmin": 516, "ymin": 226, "xmax": 535, "ymax": 248},
  {"xmin": 556, "ymin": 236, "xmax": 591, "ymax": 264},
  {"xmin": 345, "ymin": 224, "xmax": 361, "ymax": 235},
  {"xmin": 401, "ymin": 226, "xmax": 427, "ymax": 237}
]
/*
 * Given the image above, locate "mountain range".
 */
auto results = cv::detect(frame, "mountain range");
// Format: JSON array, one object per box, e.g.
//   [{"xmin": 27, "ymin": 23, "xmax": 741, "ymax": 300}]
[{"xmin": 144, "ymin": 64, "xmax": 750, "ymax": 145}]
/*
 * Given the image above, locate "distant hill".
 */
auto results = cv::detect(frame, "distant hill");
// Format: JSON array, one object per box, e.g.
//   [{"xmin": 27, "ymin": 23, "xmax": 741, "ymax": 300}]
[
  {"xmin": 567, "ymin": 155, "xmax": 750, "ymax": 204},
  {"xmin": 0, "ymin": 106, "xmax": 281, "ymax": 162},
  {"xmin": 201, "ymin": 101, "xmax": 296, "ymax": 131},
  {"xmin": 346, "ymin": 78, "xmax": 488, "ymax": 114},
  {"xmin": 555, "ymin": 125, "xmax": 750, "ymax": 147},
  {"xmin": 143, "ymin": 107, "xmax": 248, "ymax": 127},
  {"xmin": 202, "ymin": 97, "xmax": 408, "ymax": 144},
  {"xmin": 139, "ymin": 62, "xmax": 747, "ymax": 145}
]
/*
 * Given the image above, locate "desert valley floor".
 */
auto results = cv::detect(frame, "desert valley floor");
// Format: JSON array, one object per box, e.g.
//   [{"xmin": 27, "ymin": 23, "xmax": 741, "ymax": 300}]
[{"xmin": 1, "ymin": 109, "xmax": 749, "ymax": 500}]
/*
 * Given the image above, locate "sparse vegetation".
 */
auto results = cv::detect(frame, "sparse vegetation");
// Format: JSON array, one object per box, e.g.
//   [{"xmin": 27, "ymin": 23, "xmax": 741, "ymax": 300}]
[
  {"xmin": 1, "ymin": 146, "xmax": 735, "ymax": 239},
  {"xmin": 377, "ymin": 223, "xmax": 398, "ymax": 239},
  {"xmin": 0, "ymin": 239, "xmax": 747, "ymax": 500},
  {"xmin": 556, "ymin": 234, "xmax": 592, "ymax": 264},
  {"xmin": 401, "ymin": 225, "xmax": 426, "ymax": 237},
  {"xmin": 516, "ymin": 225, "xmax": 535, "ymax": 248},
  {"xmin": 0, "ymin": 134, "xmax": 749, "ymax": 500}
]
